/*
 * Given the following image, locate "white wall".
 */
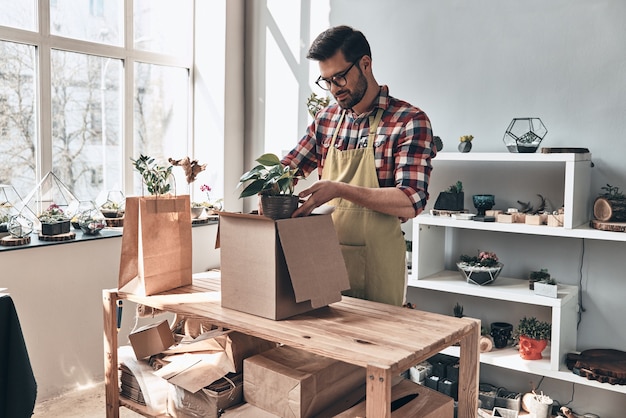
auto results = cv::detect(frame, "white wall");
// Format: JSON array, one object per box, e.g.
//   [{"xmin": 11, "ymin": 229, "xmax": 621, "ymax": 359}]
[{"xmin": 1, "ymin": 224, "xmax": 219, "ymax": 401}]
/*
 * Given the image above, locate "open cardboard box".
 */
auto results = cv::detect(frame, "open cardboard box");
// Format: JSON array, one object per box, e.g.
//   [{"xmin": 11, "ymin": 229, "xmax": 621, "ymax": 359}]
[{"xmin": 217, "ymin": 212, "xmax": 350, "ymax": 320}]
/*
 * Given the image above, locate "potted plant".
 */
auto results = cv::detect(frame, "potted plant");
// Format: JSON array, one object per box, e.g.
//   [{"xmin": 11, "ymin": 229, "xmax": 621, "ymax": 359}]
[
  {"xmin": 529, "ymin": 268, "xmax": 550, "ymax": 290},
  {"xmin": 457, "ymin": 250, "xmax": 503, "ymax": 285},
  {"xmin": 131, "ymin": 154, "xmax": 174, "ymax": 195},
  {"xmin": 534, "ymin": 276, "xmax": 558, "ymax": 298},
  {"xmin": 77, "ymin": 209, "xmax": 107, "ymax": 235},
  {"xmin": 306, "ymin": 92, "xmax": 331, "ymax": 118},
  {"xmin": 433, "ymin": 181, "xmax": 464, "ymax": 211},
  {"xmin": 237, "ymin": 153, "xmax": 301, "ymax": 220},
  {"xmin": 514, "ymin": 316, "xmax": 551, "ymax": 360},
  {"xmin": 458, "ymin": 134, "xmax": 473, "ymax": 153},
  {"xmin": 38, "ymin": 203, "xmax": 71, "ymax": 235}
]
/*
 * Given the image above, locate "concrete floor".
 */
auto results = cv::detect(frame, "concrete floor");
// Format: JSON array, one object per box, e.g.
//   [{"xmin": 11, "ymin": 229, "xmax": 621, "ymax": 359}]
[{"xmin": 32, "ymin": 382, "xmax": 142, "ymax": 418}]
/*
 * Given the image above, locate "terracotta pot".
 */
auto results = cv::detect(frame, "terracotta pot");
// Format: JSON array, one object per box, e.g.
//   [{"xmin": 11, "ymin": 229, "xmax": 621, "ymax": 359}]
[{"xmin": 518, "ymin": 335, "xmax": 548, "ymax": 360}]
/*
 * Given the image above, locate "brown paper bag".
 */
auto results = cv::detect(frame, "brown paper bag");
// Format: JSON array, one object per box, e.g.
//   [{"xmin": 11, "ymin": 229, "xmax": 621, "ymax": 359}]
[{"xmin": 119, "ymin": 194, "xmax": 192, "ymax": 295}]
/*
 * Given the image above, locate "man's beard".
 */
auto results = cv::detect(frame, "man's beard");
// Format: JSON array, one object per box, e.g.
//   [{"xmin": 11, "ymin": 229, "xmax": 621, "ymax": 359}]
[{"xmin": 335, "ymin": 71, "xmax": 368, "ymax": 110}]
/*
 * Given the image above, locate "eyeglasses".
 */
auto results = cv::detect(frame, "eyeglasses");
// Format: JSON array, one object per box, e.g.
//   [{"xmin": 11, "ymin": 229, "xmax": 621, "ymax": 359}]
[{"xmin": 315, "ymin": 62, "xmax": 356, "ymax": 91}]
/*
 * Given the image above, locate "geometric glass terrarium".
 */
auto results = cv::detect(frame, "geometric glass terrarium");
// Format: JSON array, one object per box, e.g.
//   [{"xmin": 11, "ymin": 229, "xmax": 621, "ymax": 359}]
[
  {"xmin": 22, "ymin": 171, "xmax": 79, "ymax": 231},
  {"xmin": 503, "ymin": 117, "xmax": 548, "ymax": 153},
  {"xmin": 0, "ymin": 184, "xmax": 26, "ymax": 234},
  {"xmin": 99, "ymin": 190, "xmax": 126, "ymax": 218}
]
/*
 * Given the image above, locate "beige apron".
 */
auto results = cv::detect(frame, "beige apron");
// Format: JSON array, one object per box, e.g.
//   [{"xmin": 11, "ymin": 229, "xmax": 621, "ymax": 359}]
[{"xmin": 322, "ymin": 109, "xmax": 407, "ymax": 306}]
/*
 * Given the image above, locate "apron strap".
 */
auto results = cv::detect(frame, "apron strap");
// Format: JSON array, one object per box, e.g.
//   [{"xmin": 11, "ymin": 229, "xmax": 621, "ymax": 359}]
[
  {"xmin": 367, "ymin": 108, "xmax": 384, "ymax": 149},
  {"xmin": 329, "ymin": 111, "xmax": 346, "ymax": 149}
]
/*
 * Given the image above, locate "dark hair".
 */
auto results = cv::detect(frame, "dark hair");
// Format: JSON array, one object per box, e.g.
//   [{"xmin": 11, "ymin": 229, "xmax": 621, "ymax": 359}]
[{"xmin": 307, "ymin": 25, "xmax": 371, "ymax": 63}]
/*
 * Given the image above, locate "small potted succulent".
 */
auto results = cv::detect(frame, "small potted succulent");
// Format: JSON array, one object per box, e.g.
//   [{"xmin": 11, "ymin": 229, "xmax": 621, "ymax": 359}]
[
  {"xmin": 457, "ymin": 250, "xmax": 503, "ymax": 285},
  {"xmin": 38, "ymin": 203, "xmax": 71, "ymax": 235},
  {"xmin": 514, "ymin": 316, "xmax": 551, "ymax": 360},
  {"xmin": 237, "ymin": 153, "xmax": 301, "ymax": 220},
  {"xmin": 77, "ymin": 209, "xmax": 107, "ymax": 235},
  {"xmin": 529, "ymin": 268, "xmax": 551, "ymax": 290},
  {"xmin": 534, "ymin": 276, "xmax": 558, "ymax": 298},
  {"xmin": 433, "ymin": 181, "xmax": 464, "ymax": 211},
  {"xmin": 458, "ymin": 134, "xmax": 474, "ymax": 153}
]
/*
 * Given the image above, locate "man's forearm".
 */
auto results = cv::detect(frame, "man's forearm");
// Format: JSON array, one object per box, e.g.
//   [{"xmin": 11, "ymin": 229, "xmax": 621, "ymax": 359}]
[{"xmin": 336, "ymin": 182, "xmax": 417, "ymax": 219}]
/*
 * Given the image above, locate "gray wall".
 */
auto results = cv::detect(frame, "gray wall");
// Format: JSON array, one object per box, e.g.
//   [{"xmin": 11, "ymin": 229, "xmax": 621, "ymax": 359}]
[{"xmin": 325, "ymin": 1, "xmax": 626, "ymax": 415}]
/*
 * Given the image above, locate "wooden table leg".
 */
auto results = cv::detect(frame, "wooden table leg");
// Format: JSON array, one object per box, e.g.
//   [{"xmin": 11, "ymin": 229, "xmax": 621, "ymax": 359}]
[
  {"xmin": 457, "ymin": 319, "xmax": 480, "ymax": 418},
  {"xmin": 366, "ymin": 365, "xmax": 392, "ymax": 418},
  {"xmin": 103, "ymin": 290, "xmax": 120, "ymax": 418}
]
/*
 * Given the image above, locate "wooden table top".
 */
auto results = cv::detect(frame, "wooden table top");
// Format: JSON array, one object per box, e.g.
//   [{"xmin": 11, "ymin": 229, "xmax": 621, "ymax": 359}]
[{"xmin": 113, "ymin": 271, "xmax": 479, "ymax": 374}]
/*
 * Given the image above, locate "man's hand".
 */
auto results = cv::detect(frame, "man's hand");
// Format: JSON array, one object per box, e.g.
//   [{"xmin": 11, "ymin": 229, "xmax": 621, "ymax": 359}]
[
  {"xmin": 292, "ymin": 180, "xmax": 418, "ymax": 219},
  {"xmin": 292, "ymin": 180, "xmax": 339, "ymax": 217}
]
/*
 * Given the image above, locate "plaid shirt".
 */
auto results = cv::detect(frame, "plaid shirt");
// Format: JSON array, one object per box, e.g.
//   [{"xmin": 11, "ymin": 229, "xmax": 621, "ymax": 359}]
[{"xmin": 282, "ymin": 85, "xmax": 436, "ymax": 216}]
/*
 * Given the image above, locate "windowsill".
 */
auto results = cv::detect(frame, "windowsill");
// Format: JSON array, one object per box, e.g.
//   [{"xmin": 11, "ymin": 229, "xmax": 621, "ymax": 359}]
[{"xmin": 0, "ymin": 219, "xmax": 217, "ymax": 253}]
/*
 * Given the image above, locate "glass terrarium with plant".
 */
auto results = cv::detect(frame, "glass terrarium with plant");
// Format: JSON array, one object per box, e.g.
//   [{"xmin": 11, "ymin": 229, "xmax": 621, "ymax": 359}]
[{"xmin": 457, "ymin": 250, "xmax": 503, "ymax": 286}]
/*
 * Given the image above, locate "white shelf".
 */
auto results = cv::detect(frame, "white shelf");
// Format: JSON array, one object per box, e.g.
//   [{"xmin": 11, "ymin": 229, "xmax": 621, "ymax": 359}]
[
  {"xmin": 432, "ymin": 151, "xmax": 591, "ymax": 163},
  {"xmin": 416, "ymin": 214, "xmax": 626, "ymax": 242},
  {"xmin": 407, "ymin": 272, "xmax": 577, "ymax": 307},
  {"xmin": 440, "ymin": 346, "xmax": 626, "ymax": 395},
  {"xmin": 409, "ymin": 152, "xmax": 604, "ymax": 393}
]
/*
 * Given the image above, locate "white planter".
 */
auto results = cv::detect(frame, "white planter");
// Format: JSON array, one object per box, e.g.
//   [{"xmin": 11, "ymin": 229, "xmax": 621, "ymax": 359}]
[{"xmin": 534, "ymin": 281, "xmax": 558, "ymax": 298}]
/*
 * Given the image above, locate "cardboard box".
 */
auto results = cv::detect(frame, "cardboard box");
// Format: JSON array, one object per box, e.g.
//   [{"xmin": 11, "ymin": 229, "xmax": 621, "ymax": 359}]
[
  {"xmin": 334, "ymin": 377, "xmax": 454, "ymax": 418},
  {"xmin": 129, "ymin": 320, "xmax": 175, "ymax": 359},
  {"xmin": 218, "ymin": 212, "xmax": 350, "ymax": 320},
  {"xmin": 167, "ymin": 373, "xmax": 244, "ymax": 418},
  {"xmin": 157, "ymin": 330, "xmax": 277, "ymax": 393},
  {"xmin": 243, "ymin": 345, "xmax": 365, "ymax": 418},
  {"xmin": 222, "ymin": 402, "xmax": 280, "ymax": 417}
]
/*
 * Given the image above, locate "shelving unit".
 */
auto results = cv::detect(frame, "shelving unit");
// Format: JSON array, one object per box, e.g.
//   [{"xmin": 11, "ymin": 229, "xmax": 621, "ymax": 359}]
[{"xmin": 408, "ymin": 152, "xmax": 626, "ymax": 395}]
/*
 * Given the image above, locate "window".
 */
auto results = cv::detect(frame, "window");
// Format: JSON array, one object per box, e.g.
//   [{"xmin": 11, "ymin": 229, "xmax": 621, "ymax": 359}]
[{"xmin": 0, "ymin": 0, "xmax": 213, "ymax": 206}]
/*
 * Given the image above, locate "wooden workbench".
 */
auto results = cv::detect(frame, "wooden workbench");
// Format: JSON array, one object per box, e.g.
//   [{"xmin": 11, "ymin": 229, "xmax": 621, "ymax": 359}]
[{"xmin": 103, "ymin": 272, "xmax": 479, "ymax": 417}]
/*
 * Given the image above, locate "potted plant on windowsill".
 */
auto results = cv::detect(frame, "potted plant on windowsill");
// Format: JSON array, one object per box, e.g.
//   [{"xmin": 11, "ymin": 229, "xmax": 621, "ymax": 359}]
[
  {"xmin": 38, "ymin": 203, "xmax": 71, "ymax": 235},
  {"xmin": 237, "ymin": 153, "xmax": 301, "ymax": 220},
  {"xmin": 514, "ymin": 316, "xmax": 551, "ymax": 360}
]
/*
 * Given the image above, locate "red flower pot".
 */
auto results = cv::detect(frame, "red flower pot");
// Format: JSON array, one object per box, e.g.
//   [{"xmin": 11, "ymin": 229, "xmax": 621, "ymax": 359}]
[{"xmin": 519, "ymin": 335, "xmax": 548, "ymax": 360}]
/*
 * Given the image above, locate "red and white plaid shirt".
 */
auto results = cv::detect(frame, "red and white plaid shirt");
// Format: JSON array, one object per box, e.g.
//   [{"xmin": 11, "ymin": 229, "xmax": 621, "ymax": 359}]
[{"xmin": 282, "ymin": 85, "xmax": 436, "ymax": 216}]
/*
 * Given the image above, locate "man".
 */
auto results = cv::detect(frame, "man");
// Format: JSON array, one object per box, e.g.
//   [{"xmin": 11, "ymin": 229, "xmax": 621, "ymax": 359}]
[{"xmin": 282, "ymin": 25, "xmax": 436, "ymax": 306}]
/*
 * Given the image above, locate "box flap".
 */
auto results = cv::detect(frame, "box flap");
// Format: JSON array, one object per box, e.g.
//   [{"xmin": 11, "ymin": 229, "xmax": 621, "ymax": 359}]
[
  {"xmin": 215, "ymin": 211, "xmax": 274, "ymax": 249},
  {"xmin": 276, "ymin": 215, "xmax": 349, "ymax": 308}
]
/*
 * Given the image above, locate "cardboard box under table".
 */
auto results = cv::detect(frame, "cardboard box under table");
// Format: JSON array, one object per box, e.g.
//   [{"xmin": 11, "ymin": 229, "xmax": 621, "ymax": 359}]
[
  {"xmin": 243, "ymin": 345, "xmax": 365, "ymax": 418},
  {"xmin": 129, "ymin": 320, "xmax": 175, "ymax": 359},
  {"xmin": 218, "ymin": 212, "xmax": 350, "ymax": 320},
  {"xmin": 334, "ymin": 376, "xmax": 454, "ymax": 418}
]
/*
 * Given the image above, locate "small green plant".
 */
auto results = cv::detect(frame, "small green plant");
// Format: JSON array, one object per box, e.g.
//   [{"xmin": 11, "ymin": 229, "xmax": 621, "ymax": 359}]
[
  {"xmin": 38, "ymin": 203, "xmax": 69, "ymax": 223},
  {"xmin": 306, "ymin": 92, "xmax": 331, "ymax": 118},
  {"xmin": 529, "ymin": 268, "xmax": 550, "ymax": 281},
  {"xmin": 514, "ymin": 316, "xmax": 551, "ymax": 341},
  {"xmin": 459, "ymin": 251, "xmax": 499, "ymax": 267},
  {"xmin": 445, "ymin": 181, "xmax": 463, "ymax": 194},
  {"xmin": 237, "ymin": 153, "xmax": 301, "ymax": 198},
  {"xmin": 453, "ymin": 302, "xmax": 464, "ymax": 318},
  {"xmin": 600, "ymin": 184, "xmax": 625, "ymax": 199},
  {"xmin": 131, "ymin": 154, "xmax": 173, "ymax": 195}
]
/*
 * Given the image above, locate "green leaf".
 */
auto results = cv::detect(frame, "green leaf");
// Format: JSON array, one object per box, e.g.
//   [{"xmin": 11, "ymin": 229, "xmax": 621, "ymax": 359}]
[{"xmin": 256, "ymin": 153, "xmax": 281, "ymax": 167}]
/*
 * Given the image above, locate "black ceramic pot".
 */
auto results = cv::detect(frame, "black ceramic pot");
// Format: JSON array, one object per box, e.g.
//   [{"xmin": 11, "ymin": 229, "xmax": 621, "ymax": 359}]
[{"xmin": 490, "ymin": 322, "xmax": 513, "ymax": 349}]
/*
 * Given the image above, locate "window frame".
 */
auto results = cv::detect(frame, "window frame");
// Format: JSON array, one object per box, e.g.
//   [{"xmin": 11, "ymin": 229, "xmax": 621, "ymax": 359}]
[{"xmin": 0, "ymin": 0, "xmax": 195, "ymax": 200}]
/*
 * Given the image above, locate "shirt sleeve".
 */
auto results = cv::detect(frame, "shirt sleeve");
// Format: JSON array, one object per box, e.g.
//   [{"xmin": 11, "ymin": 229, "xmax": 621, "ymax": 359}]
[
  {"xmin": 395, "ymin": 111, "xmax": 436, "ymax": 216},
  {"xmin": 281, "ymin": 120, "xmax": 321, "ymax": 178}
]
